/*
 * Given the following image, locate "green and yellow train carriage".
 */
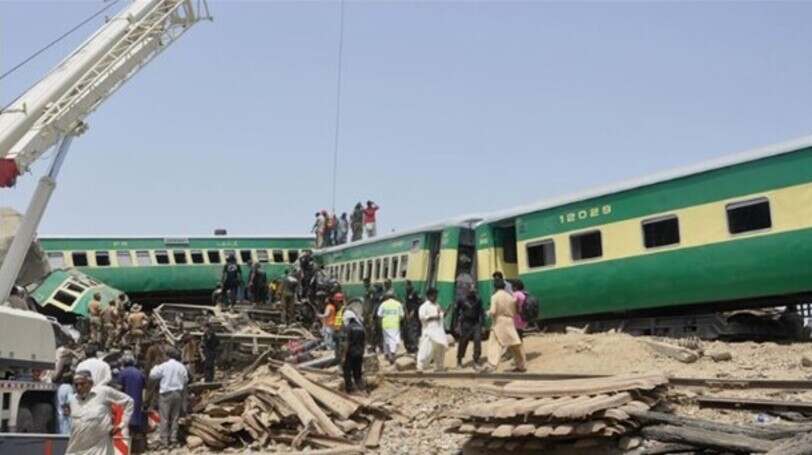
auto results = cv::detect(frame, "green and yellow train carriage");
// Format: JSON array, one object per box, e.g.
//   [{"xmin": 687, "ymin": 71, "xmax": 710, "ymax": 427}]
[
  {"xmin": 38, "ymin": 235, "xmax": 313, "ymax": 305},
  {"xmin": 315, "ymin": 217, "xmax": 483, "ymax": 321},
  {"xmin": 475, "ymin": 136, "xmax": 812, "ymax": 337}
]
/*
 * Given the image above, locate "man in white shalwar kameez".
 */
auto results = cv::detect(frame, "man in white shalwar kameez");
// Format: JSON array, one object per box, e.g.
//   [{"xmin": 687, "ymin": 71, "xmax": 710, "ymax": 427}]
[
  {"xmin": 66, "ymin": 370, "xmax": 133, "ymax": 455},
  {"xmin": 417, "ymin": 288, "xmax": 448, "ymax": 372}
]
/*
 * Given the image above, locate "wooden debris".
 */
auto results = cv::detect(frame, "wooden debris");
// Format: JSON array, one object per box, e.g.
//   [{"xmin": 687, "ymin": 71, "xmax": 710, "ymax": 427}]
[
  {"xmin": 641, "ymin": 424, "xmax": 777, "ymax": 453},
  {"xmin": 644, "ymin": 340, "xmax": 699, "ymax": 363},
  {"xmin": 363, "ymin": 419, "xmax": 384, "ymax": 449}
]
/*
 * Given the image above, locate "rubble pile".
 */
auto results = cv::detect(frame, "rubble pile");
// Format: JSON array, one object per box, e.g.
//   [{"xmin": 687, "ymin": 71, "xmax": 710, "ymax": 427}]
[
  {"xmin": 182, "ymin": 363, "xmax": 388, "ymax": 452},
  {"xmin": 447, "ymin": 374, "xmax": 669, "ymax": 451}
]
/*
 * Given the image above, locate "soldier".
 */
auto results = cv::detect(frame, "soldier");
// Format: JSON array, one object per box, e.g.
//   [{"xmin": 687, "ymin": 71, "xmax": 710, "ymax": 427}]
[
  {"xmin": 101, "ymin": 299, "xmax": 120, "ymax": 350},
  {"xmin": 180, "ymin": 333, "xmax": 200, "ymax": 380},
  {"xmin": 281, "ymin": 273, "xmax": 298, "ymax": 325},
  {"xmin": 127, "ymin": 304, "xmax": 148, "ymax": 357},
  {"xmin": 87, "ymin": 293, "xmax": 103, "ymax": 345}
]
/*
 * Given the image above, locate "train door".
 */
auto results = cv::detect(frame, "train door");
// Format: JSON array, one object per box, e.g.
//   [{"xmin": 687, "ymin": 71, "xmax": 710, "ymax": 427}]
[
  {"xmin": 425, "ymin": 232, "xmax": 442, "ymax": 289},
  {"xmin": 454, "ymin": 228, "xmax": 477, "ymax": 301},
  {"xmin": 494, "ymin": 224, "xmax": 519, "ymax": 284}
]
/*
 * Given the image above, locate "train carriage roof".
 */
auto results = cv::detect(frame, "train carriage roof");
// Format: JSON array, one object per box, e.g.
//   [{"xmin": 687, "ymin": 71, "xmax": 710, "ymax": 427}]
[
  {"xmin": 477, "ymin": 134, "xmax": 812, "ymax": 226},
  {"xmin": 317, "ymin": 214, "xmax": 485, "ymax": 255}
]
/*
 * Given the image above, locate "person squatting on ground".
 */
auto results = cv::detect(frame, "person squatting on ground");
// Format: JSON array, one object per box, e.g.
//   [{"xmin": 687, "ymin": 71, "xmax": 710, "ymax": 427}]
[
  {"xmin": 65, "ymin": 370, "xmax": 133, "ymax": 455},
  {"xmin": 340, "ymin": 309, "xmax": 366, "ymax": 393},
  {"xmin": 485, "ymin": 279, "xmax": 527, "ymax": 372},
  {"xmin": 149, "ymin": 348, "xmax": 189, "ymax": 449},
  {"xmin": 221, "ymin": 254, "xmax": 243, "ymax": 308},
  {"xmin": 452, "ymin": 289, "xmax": 485, "ymax": 368},
  {"xmin": 377, "ymin": 290, "xmax": 404, "ymax": 364},
  {"xmin": 417, "ymin": 288, "xmax": 448, "ymax": 372}
]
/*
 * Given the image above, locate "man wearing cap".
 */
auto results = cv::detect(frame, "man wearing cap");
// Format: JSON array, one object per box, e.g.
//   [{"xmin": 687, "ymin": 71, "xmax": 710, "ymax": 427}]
[
  {"xmin": 127, "ymin": 304, "xmax": 148, "ymax": 356},
  {"xmin": 377, "ymin": 290, "xmax": 404, "ymax": 365},
  {"xmin": 87, "ymin": 293, "xmax": 103, "ymax": 346},
  {"xmin": 149, "ymin": 349, "xmax": 188, "ymax": 449},
  {"xmin": 75, "ymin": 346, "xmax": 112, "ymax": 387},
  {"xmin": 65, "ymin": 370, "xmax": 133, "ymax": 455}
]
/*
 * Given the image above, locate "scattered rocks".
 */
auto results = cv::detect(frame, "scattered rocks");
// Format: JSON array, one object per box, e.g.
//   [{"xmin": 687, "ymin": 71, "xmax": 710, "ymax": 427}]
[
  {"xmin": 395, "ymin": 356, "xmax": 416, "ymax": 371},
  {"xmin": 802, "ymin": 356, "xmax": 812, "ymax": 368},
  {"xmin": 708, "ymin": 350, "xmax": 733, "ymax": 362}
]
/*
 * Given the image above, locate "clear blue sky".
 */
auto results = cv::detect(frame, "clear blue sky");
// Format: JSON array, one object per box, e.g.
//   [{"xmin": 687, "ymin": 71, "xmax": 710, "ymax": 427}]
[{"xmin": 2, "ymin": 1, "xmax": 811, "ymax": 236}]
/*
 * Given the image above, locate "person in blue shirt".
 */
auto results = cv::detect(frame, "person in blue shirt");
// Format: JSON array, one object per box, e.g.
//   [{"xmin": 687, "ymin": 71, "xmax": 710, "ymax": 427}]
[{"xmin": 118, "ymin": 355, "xmax": 146, "ymax": 453}]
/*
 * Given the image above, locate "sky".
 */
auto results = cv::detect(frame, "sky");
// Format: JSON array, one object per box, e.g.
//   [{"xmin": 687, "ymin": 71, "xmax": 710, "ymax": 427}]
[{"xmin": 1, "ymin": 0, "xmax": 811, "ymax": 237}]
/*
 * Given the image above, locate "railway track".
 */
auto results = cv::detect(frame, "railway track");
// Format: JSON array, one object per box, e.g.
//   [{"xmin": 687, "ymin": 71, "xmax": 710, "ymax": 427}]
[{"xmin": 381, "ymin": 371, "xmax": 812, "ymax": 390}]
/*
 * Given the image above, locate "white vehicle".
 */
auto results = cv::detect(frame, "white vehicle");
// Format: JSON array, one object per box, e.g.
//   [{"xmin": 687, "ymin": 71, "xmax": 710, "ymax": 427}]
[{"xmin": 0, "ymin": 0, "xmax": 210, "ymax": 448}]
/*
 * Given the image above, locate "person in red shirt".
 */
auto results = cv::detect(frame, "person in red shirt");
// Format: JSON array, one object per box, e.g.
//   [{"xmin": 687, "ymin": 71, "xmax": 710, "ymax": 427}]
[{"xmin": 363, "ymin": 200, "xmax": 379, "ymax": 238}]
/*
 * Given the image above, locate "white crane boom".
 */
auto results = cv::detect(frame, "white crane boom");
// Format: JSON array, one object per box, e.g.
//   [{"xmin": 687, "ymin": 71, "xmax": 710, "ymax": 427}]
[
  {"xmin": 0, "ymin": 0, "xmax": 210, "ymax": 187},
  {"xmin": 0, "ymin": 0, "xmax": 210, "ymax": 304}
]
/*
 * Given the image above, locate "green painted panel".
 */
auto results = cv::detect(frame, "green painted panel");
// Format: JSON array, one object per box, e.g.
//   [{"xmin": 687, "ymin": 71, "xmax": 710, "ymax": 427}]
[
  {"xmin": 39, "ymin": 236, "xmax": 313, "ymax": 251},
  {"xmin": 519, "ymin": 228, "xmax": 812, "ymax": 320},
  {"xmin": 73, "ymin": 264, "xmax": 291, "ymax": 294},
  {"xmin": 512, "ymin": 147, "xmax": 812, "ymax": 239},
  {"xmin": 318, "ymin": 233, "xmax": 427, "ymax": 262}
]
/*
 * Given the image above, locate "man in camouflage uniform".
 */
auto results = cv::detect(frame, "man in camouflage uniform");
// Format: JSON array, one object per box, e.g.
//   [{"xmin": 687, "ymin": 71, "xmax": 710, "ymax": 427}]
[
  {"xmin": 127, "ymin": 304, "xmax": 148, "ymax": 357},
  {"xmin": 87, "ymin": 293, "xmax": 103, "ymax": 346},
  {"xmin": 281, "ymin": 273, "xmax": 298, "ymax": 325},
  {"xmin": 101, "ymin": 299, "xmax": 120, "ymax": 350}
]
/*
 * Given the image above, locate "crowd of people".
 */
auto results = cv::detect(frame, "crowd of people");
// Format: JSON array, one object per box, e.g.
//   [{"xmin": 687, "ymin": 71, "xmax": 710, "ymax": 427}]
[
  {"xmin": 312, "ymin": 200, "xmax": 379, "ymax": 248},
  {"xmin": 46, "ymin": 293, "xmax": 223, "ymax": 454},
  {"xmin": 315, "ymin": 271, "xmax": 533, "ymax": 394}
]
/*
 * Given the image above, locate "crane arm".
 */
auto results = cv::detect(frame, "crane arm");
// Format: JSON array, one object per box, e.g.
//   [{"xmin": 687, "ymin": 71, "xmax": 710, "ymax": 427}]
[{"xmin": 0, "ymin": 0, "xmax": 211, "ymax": 187}]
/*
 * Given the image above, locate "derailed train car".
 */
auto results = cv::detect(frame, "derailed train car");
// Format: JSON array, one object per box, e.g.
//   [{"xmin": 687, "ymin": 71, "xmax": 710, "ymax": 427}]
[{"xmin": 317, "ymin": 136, "xmax": 812, "ymax": 338}]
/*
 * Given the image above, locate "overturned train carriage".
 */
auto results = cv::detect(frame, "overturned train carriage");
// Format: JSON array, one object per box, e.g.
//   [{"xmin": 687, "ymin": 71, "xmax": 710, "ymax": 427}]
[
  {"xmin": 37, "ymin": 236, "xmax": 314, "ymax": 306},
  {"xmin": 317, "ymin": 136, "xmax": 812, "ymax": 338}
]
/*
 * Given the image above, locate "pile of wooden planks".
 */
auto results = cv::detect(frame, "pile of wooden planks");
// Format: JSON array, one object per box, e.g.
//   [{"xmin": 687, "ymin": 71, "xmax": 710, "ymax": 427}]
[
  {"xmin": 447, "ymin": 374, "xmax": 668, "ymax": 449},
  {"xmin": 182, "ymin": 363, "xmax": 385, "ymax": 452}
]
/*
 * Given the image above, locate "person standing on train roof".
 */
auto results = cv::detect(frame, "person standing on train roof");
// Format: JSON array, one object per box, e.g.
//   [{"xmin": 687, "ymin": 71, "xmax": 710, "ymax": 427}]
[
  {"xmin": 377, "ymin": 290, "xmax": 404, "ymax": 365},
  {"xmin": 221, "ymin": 254, "xmax": 242, "ymax": 309},
  {"xmin": 337, "ymin": 212, "xmax": 349, "ymax": 245},
  {"xmin": 417, "ymin": 288, "xmax": 448, "ymax": 372},
  {"xmin": 484, "ymin": 279, "xmax": 527, "ymax": 373},
  {"xmin": 512, "ymin": 280, "xmax": 528, "ymax": 339},
  {"xmin": 363, "ymin": 200, "xmax": 379, "ymax": 238},
  {"xmin": 492, "ymin": 271, "xmax": 513, "ymax": 294},
  {"xmin": 323, "ymin": 210, "xmax": 335, "ymax": 247},
  {"xmin": 350, "ymin": 203, "xmax": 364, "ymax": 242},
  {"xmin": 312, "ymin": 212, "xmax": 326, "ymax": 248}
]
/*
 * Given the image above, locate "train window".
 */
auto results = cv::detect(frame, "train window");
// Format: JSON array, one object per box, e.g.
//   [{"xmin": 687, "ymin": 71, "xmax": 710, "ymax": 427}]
[
  {"xmin": 727, "ymin": 197, "xmax": 771, "ymax": 234},
  {"xmin": 72, "ymin": 252, "xmax": 88, "ymax": 267},
  {"xmin": 359, "ymin": 261, "xmax": 365, "ymax": 280},
  {"xmin": 272, "ymin": 250, "xmax": 285, "ymax": 263},
  {"xmin": 344, "ymin": 264, "xmax": 350, "ymax": 282},
  {"xmin": 136, "ymin": 251, "xmax": 151, "ymax": 266},
  {"xmin": 501, "ymin": 229, "xmax": 518, "ymax": 264},
  {"xmin": 207, "ymin": 250, "xmax": 222, "ymax": 264},
  {"xmin": 400, "ymin": 255, "xmax": 408, "ymax": 278},
  {"xmin": 351, "ymin": 262, "xmax": 358, "ymax": 282},
  {"xmin": 339, "ymin": 264, "xmax": 346, "ymax": 281},
  {"xmin": 66, "ymin": 283, "xmax": 85, "ymax": 293},
  {"xmin": 366, "ymin": 260, "xmax": 373, "ymax": 280},
  {"xmin": 155, "ymin": 250, "xmax": 170, "ymax": 265},
  {"xmin": 53, "ymin": 290, "xmax": 77, "ymax": 306},
  {"xmin": 240, "ymin": 250, "xmax": 252, "ymax": 263},
  {"xmin": 570, "ymin": 231, "xmax": 602, "ymax": 261},
  {"xmin": 288, "ymin": 250, "xmax": 299, "ymax": 263},
  {"xmin": 116, "ymin": 251, "xmax": 133, "ymax": 267},
  {"xmin": 643, "ymin": 215, "xmax": 680, "ymax": 248},
  {"xmin": 382, "ymin": 257, "xmax": 390, "ymax": 280},
  {"xmin": 173, "ymin": 250, "xmax": 188, "ymax": 264},
  {"xmin": 223, "ymin": 250, "xmax": 236, "ymax": 262},
  {"xmin": 391, "ymin": 256, "xmax": 399, "ymax": 279},
  {"xmin": 95, "ymin": 251, "xmax": 111, "ymax": 267},
  {"xmin": 527, "ymin": 239, "xmax": 556, "ymax": 268},
  {"xmin": 190, "ymin": 250, "xmax": 205, "ymax": 264},
  {"xmin": 374, "ymin": 258, "xmax": 381, "ymax": 280},
  {"xmin": 47, "ymin": 252, "xmax": 65, "ymax": 269},
  {"xmin": 257, "ymin": 250, "xmax": 269, "ymax": 263}
]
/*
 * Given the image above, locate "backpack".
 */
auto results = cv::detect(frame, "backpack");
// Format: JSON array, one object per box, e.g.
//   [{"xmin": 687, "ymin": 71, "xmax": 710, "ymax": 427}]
[{"xmin": 522, "ymin": 294, "xmax": 540, "ymax": 323}]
